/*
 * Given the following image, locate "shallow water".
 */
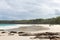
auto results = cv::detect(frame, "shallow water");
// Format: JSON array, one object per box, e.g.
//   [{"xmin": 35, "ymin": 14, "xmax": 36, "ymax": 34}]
[
  {"xmin": 0, "ymin": 24, "xmax": 16, "ymax": 26},
  {"xmin": 0, "ymin": 24, "xmax": 19, "ymax": 29}
]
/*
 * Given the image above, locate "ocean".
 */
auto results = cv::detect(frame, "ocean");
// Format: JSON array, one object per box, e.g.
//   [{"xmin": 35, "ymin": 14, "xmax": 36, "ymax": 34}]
[
  {"xmin": 0, "ymin": 24, "xmax": 20, "ymax": 29},
  {"xmin": 0, "ymin": 24, "xmax": 16, "ymax": 26},
  {"xmin": 0, "ymin": 24, "xmax": 34, "ymax": 29}
]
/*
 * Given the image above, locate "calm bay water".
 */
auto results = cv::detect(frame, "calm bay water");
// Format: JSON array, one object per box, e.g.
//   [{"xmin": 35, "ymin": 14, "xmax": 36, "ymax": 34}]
[
  {"xmin": 0, "ymin": 24, "xmax": 18, "ymax": 29},
  {"xmin": 0, "ymin": 24, "xmax": 16, "ymax": 26}
]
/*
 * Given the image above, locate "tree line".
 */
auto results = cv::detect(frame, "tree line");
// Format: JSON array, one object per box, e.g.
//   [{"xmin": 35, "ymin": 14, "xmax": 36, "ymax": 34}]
[{"xmin": 0, "ymin": 16, "xmax": 60, "ymax": 24}]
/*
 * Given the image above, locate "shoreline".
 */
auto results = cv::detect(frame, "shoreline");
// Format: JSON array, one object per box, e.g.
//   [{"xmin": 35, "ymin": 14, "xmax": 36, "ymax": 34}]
[
  {"xmin": 0, "ymin": 24, "xmax": 49, "ymax": 29},
  {"xmin": 0, "ymin": 24, "xmax": 60, "ymax": 32}
]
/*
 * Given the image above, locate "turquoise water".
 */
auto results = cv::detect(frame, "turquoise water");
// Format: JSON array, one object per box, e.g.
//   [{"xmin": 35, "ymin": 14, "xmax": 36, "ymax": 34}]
[
  {"xmin": 0, "ymin": 24, "xmax": 16, "ymax": 26},
  {"xmin": 0, "ymin": 24, "xmax": 20, "ymax": 29}
]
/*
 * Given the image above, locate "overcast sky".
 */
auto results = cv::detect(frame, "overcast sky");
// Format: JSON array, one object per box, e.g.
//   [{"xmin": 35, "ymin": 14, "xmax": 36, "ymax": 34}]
[{"xmin": 0, "ymin": 0, "xmax": 60, "ymax": 20}]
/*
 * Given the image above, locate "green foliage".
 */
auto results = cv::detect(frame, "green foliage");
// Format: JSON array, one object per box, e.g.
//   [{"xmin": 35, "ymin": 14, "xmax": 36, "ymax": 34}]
[
  {"xmin": 0, "ymin": 16, "xmax": 60, "ymax": 24},
  {"xmin": 55, "ymin": 16, "xmax": 60, "ymax": 24}
]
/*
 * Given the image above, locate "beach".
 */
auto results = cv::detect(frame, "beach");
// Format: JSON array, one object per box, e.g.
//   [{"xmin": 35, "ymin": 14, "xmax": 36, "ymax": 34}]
[
  {"xmin": 0, "ymin": 24, "xmax": 60, "ymax": 40},
  {"xmin": 6, "ymin": 24, "xmax": 60, "ymax": 33}
]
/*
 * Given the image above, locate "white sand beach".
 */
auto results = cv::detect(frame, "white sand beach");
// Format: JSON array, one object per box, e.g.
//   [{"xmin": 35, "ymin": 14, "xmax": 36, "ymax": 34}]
[{"xmin": 0, "ymin": 24, "xmax": 60, "ymax": 40}]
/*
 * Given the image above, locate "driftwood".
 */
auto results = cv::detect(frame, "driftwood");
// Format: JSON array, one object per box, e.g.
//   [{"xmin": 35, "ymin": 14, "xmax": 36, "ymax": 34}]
[
  {"xmin": 18, "ymin": 33, "xmax": 33, "ymax": 36},
  {"xmin": 18, "ymin": 32, "xmax": 34, "ymax": 36},
  {"xmin": 31, "ymin": 32, "xmax": 60, "ymax": 40},
  {"xmin": 8, "ymin": 31, "xmax": 17, "ymax": 36},
  {"xmin": 1, "ymin": 31, "xmax": 6, "ymax": 34},
  {"xmin": 18, "ymin": 32, "xmax": 25, "ymax": 34},
  {"xmin": 34, "ymin": 35, "xmax": 60, "ymax": 39},
  {"xmin": 10, "ymin": 31, "xmax": 17, "ymax": 33},
  {"xmin": 34, "ymin": 32, "xmax": 59, "ymax": 36}
]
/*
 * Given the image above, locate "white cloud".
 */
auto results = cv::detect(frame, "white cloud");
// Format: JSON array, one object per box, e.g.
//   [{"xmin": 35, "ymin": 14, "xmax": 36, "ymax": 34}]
[
  {"xmin": 0, "ymin": 0, "xmax": 60, "ymax": 20},
  {"xmin": 0, "ymin": 0, "xmax": 11, "ymax": 9}
]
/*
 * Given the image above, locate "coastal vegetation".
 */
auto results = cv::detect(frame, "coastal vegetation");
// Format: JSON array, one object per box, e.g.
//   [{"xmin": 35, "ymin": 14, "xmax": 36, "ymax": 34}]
[{"xmin": 0, "ymin": 16, "xmax": 60, "ymax": 24}]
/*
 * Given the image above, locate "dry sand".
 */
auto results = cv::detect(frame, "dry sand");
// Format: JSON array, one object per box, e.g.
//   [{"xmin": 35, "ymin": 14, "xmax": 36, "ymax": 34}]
[
  {"xmin": 0, "ymin": 34, "xmax": 50, "ymax": 40},
  {"xmin": 0, "ymin": 24, "xmax": 60, "ymax": 40}
]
